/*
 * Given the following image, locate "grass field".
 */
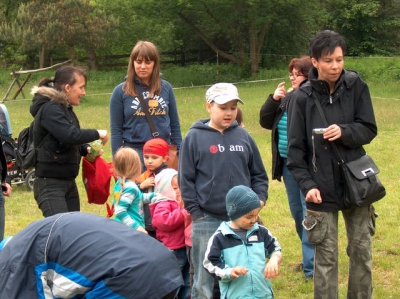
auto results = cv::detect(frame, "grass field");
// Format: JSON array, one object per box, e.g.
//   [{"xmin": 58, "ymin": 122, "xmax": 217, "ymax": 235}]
[{"xmin": 0, "ymin": 61, "xmax": 399, "ymax": 298}]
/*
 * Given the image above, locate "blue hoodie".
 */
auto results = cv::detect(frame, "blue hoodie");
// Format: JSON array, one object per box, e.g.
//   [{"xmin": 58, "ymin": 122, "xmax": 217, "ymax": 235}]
[
  {"xmin": 109, "ymin": 78, "xmax": 182, "ymax": 155},
  {"xmin": 179, "ymin": 119, "xmax": 269, "ymax": 221}
]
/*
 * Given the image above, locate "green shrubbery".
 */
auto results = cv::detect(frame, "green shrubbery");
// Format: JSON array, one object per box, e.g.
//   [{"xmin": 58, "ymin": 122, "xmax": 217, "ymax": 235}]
[
  {"xmin": 346, "ymin": 57, "xmax": 400, "ymax": 81},
  {"xmin": 1, "ymin": 57, "xmax": 399, "ymax": 99}
]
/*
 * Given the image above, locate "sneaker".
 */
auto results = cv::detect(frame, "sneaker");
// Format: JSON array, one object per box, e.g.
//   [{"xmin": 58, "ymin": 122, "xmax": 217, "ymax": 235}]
[
  {"xmin": 304, "ymin": 274, "xmax": 314, "ymax": 282},
  {"xmin": 294, "ymin": 263, "xmax": 303, "ymax": 272}
]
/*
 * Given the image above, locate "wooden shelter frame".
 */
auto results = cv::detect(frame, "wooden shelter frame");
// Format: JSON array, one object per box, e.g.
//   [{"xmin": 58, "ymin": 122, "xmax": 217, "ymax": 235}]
[{"xmin": 2, "ymin": 60, "xmax": 72, "ymax": 102}]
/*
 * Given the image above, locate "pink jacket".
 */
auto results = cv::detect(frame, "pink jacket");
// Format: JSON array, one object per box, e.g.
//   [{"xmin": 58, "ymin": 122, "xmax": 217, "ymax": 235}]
[
  {"xmin": 182, "ymin": 209, "xmax": 192, "ymax": 247},
  {"xmin": 150, "ymin": 197, "xmax": 186, "ymax": 250}
]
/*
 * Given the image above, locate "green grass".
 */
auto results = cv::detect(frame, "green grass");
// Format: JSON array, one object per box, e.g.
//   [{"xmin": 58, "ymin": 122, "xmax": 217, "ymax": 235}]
[{"xmin": 1, "ymin": 59, "xmax": 399, "ymax": 298}]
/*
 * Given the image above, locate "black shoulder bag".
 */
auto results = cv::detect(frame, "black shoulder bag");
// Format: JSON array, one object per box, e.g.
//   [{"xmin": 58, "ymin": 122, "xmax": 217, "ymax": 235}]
[{"xmin": 313, "ymin": 96, "xmax": 386, "ymax": 208}]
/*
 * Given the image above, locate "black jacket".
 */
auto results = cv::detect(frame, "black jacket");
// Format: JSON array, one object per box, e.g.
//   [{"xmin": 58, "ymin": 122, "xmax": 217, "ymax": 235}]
[
  {"xmin": 30, "ymin": 86, "xmax": 99, "ymax": 179},
  {"xmin": 287, "ymin": 68, "xmax": 377, "ymax": 212},
  {"xmin": 259, "ymin": 91, "xmax": 295, "ymax": 181}
]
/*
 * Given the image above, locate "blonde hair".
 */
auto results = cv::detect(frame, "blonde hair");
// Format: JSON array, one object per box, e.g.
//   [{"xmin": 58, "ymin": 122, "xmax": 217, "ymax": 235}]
[
  {"xmin": 123, "ymin": 41, "xmax": 161, "ymax": 97},
  {"xmin": 113, "ymin": 147, "xmax": 142, "ymax": 180}
]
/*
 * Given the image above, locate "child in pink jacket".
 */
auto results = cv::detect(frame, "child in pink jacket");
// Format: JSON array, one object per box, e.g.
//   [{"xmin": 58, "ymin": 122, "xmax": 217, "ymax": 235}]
[{"xmin": 150, "ymin": 168, "xmax": 191, "ymax": 299}]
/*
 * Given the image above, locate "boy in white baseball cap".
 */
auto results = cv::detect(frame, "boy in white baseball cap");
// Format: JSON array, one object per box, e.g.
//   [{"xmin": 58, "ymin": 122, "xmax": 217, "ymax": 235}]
[{"xmin": 179, "ymin": 83, "xmax": 269, "ymax": 298}]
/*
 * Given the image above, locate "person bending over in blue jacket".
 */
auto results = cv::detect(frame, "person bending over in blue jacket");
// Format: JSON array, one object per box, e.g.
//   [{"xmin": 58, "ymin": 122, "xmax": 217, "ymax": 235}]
[
  {"xmin": 0, "ymin": 212, "xmax": 183, "ymax": 299},
  {"xmin": 204, "ymin": 185, "xmax": 282, "ymax": 299}
]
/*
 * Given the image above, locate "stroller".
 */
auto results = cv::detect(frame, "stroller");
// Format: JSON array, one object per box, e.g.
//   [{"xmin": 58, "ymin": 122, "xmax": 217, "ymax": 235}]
[{"xmin": 0, "ymin": 104, "xmax": 35, "ymax": 191}]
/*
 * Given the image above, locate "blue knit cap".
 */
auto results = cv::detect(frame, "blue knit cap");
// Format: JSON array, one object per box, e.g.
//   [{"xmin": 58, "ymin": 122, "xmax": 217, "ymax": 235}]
[{"xmin": 226, "ymin": 185, "xmax": 261, "ymax": 220}]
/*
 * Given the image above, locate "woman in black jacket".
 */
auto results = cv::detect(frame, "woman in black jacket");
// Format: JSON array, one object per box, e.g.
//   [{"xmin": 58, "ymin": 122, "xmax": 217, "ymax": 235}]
[
  {"xmin": 30, "ymin": 66, "xmax": 108, "ymax": 217},
  {"xmin": 287, "ymin": 30, "xmax": 378, "ymax": 299}
]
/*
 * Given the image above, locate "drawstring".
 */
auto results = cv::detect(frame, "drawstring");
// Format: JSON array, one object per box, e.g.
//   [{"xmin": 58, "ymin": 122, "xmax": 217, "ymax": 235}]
[{"xmin": 312, "ymin": 132, "xmax": 317, "ymax": 172}]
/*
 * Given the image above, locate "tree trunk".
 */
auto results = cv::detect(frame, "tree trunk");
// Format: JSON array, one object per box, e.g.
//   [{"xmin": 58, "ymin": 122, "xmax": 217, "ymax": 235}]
[
  {"xmin": 69, "ymin": 45, "xmax": 75, "ymax": 65},
  {"xmin": 39, "ymin": 45, "xmax": 46, "ymax": 69},
  {"xmin": 249, "ymin": 30, "xmax": 259, "ymax": 74},
  {"xmin": 87, "ymin": 49, "xmax": 99, "ymax": 70},
  {"xmin": 177, "ymin": 12, "xmax": 240, "ymax": 65}
]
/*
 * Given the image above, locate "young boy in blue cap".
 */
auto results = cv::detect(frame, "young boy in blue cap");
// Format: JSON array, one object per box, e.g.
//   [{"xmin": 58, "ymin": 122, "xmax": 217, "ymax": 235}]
[{"xmin": 203, "ymin": 185, "xmax": 282, "ymax": 299}]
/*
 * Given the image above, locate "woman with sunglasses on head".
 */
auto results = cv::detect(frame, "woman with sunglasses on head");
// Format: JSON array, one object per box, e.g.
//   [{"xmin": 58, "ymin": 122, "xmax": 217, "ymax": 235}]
[{"xmin": 259, "ymin": 56, "xmax": 314, "ymax": 281}]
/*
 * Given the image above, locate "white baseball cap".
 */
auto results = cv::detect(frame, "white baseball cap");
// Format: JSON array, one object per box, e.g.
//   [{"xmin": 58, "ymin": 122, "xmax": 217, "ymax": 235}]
[{"xmin": 206, "ymin": 83, "xmax": 244, "ymax": 105}]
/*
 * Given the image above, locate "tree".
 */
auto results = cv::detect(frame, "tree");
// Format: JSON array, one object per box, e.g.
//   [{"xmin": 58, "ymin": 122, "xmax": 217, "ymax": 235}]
[
  {"xmin": 46, "ymin": 0, "xmax": 118, "ymax": 69},
  {"xmin": 127, "ymin": 0, "xmax": 325, "ymax": 74},
  {"xmin": 0, "ymin": 0, "xmax": 117, "ymax": 68},
  {"xmin": 324, "ymin": 0, "xmax": 400, "ymax": 55}
]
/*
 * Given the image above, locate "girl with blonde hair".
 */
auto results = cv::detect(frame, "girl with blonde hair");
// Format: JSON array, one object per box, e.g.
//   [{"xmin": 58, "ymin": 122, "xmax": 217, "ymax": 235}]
[{"xmin": 113, "ymin": 147, "xmax": 155, "ymax": 233}]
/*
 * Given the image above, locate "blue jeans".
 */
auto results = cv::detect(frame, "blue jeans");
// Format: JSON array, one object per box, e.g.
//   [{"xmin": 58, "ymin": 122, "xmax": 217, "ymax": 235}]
[
  {"xmin": 173, "ymin": 247, "xmax": 191, "ymax": 299},
  {"xmin": 0, "ymin": 193, "xmax": 4, "ymax": 240},
  {"xmin": 282, "ymin": 159, "xmax": 314, "ymax": 276},
  {"xmin": 33, "ymin": 177, "xmax": 80, "ymax": 217},
  {"xmin": 191, "ymin": 215, "xmax": 222, "ymax": 299}
]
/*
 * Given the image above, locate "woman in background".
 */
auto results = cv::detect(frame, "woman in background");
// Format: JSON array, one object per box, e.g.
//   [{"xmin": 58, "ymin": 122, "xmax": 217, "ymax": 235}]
[
  {"xmin": 109, "ymin": 41, "xmax": 182, "ymax": 167},
  {"xmin": 260, "ymin": 56, "xmax": 314, "ymax": 281}
]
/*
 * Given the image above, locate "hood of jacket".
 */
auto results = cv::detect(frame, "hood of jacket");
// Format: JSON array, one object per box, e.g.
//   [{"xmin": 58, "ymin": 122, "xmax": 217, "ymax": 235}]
[
  {"xmin": 190, "ymin": 118, "xmax": 239, "ymax": 132},
  {"xmin": 301, "ymin": 67, "xmax": 359, "ymax": 99},
  {"xmin": 149, "ymin": 194, "xmax": 179, "ymax": 218},
  {"xmin": 30, "ymin": 86, "xmax": 70, "ymax": 117}
]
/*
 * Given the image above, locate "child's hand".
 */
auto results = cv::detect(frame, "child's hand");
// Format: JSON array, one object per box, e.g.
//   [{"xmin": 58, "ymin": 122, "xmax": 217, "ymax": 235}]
[
  {"xmin": 140, "ymin": 177, "xmax": 155, "ymax": 189},
  {"xmin": 264, "ymin": 253, "xmax": 282, "ymax": 279},
  {"xmin": 136, "ymin": 226, "xmax": 148, "ymax": 234},
  {"xmin": 230, "ymin": 266, "xmax": 248, "ymax": 279}
]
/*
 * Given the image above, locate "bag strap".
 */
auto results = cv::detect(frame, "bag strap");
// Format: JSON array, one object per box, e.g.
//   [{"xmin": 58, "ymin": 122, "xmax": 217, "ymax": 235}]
[
  {"xmin": 136, "ymin": 93, "xmax": 159, "ymax": 138},
  {"xmin": 312, "ymin": 96, "xmax": 344, "ymax": 165},
  {"xmin": 0, "ymin": 136, "xmax": 7, "ymax": 183}
]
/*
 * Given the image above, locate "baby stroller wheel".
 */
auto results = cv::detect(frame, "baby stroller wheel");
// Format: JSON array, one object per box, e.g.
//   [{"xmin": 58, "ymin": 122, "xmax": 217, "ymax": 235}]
[{"xmin": 25, "ymin": 169, "xmax": 36, "ymax": 191}]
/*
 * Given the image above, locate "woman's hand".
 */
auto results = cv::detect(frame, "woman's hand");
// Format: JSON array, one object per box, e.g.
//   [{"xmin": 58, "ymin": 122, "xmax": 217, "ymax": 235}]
[
  {"xmin": 1, "ymin": 183, "xmax": 12, "ymax": 197},
  {"xmin": 97, "ymin": 130, "xmax": 109, "ymax": 145},
  {"xmin": 306, "ymin": 188, "xmax": 322, "ymax": 204},
  {"xmin": 272, "ymin": 82, "xmax": 286, "ymax": 100},
  {"xmin": 324, "ymin": 124, "xmax": 342, "ymax": 141}
]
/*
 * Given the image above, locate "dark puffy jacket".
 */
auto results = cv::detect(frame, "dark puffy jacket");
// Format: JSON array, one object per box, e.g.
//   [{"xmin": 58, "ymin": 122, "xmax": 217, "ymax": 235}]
[
  {"xmin": 259, "ymin": 93, "xmax": 293, "ymax": 181},
  {"xmin": 30, "ymin": 86, "xmax": 99, "ymax": 179}
]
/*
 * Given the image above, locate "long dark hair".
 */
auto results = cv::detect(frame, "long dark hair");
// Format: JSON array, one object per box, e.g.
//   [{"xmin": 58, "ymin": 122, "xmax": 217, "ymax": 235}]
[{"xmin": 38, "ymin": 66, "xmax": 87, "ymax": 92}]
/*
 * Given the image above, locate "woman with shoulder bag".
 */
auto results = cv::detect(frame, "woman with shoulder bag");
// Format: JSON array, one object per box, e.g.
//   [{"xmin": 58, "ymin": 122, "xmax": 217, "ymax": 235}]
[
  {"xmin": 109, "ymin": 41, "xmax": 182, "ymax": 167},
  {"xmin": 287, "ymin": 30, "xmax": 378, "ymax": 298}
]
